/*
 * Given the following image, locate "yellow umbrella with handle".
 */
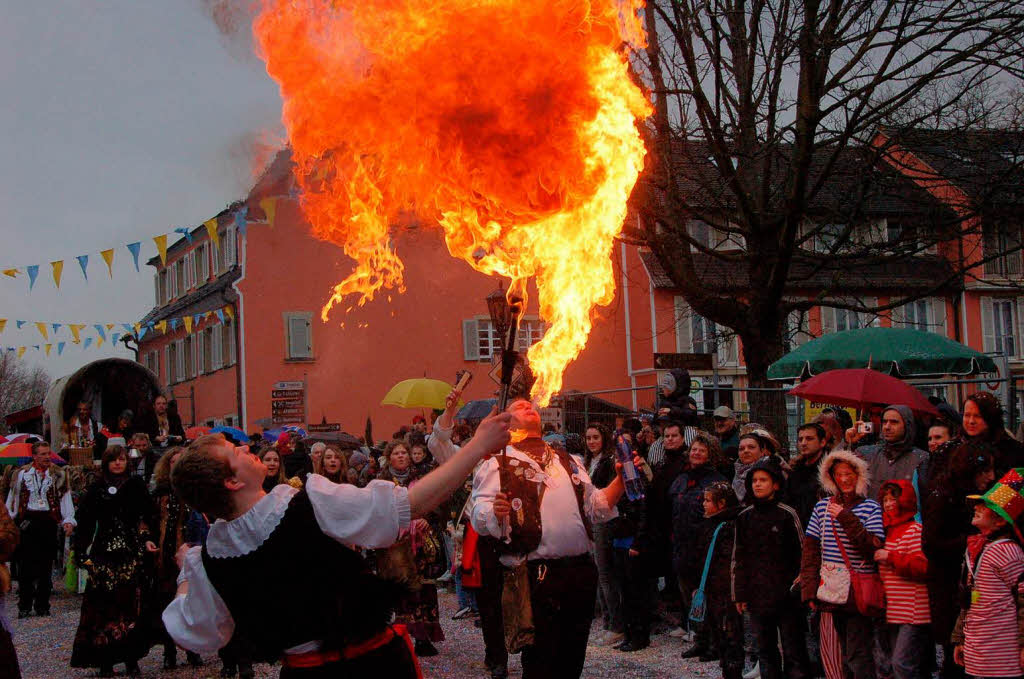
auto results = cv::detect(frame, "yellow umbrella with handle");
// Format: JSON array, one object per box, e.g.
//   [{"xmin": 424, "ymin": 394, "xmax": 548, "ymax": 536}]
[{"xmin": 381, "ymin": 378, "xmax": 464, "ymax": 410}]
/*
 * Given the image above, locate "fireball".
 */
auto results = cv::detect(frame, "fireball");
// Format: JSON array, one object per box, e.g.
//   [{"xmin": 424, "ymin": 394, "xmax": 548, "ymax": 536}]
[{"xmin": 254, "ymin": 0, "xmax": 650, "ymax": 405}]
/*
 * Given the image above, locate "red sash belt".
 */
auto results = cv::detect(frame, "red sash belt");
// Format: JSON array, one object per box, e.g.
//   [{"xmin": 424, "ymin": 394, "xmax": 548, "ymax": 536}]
[{"xmin": 281, "ymin": 624, "xmax": 421, "ymax": 676}]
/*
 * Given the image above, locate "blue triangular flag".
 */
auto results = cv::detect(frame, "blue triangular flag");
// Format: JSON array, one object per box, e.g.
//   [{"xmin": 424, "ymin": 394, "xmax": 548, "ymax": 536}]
[
  {"xmin": 76, "ymin": 255, "xmax": 89, "ymax": 280},
  {"xmin": 83, "ymin": 337, "xmax": 93, "ymax": 349},
  {"xmin": 57, "ymin": 342, "xmax": 66, "ymax": 355},
  {"xmin": 215, "ymin": 309, "xmax": 225, "ymax": 324},
  {"xmin": 235, "ymin": 206, "xmax": 248, "ymax": 238},
  {"xmin": 122, "ymin": 323, "xmax": 133, "ymax": 335},
  {"xmin": 174, "ymin": 227, "xmax": 194, "ymax": 244},
  {"xmin": 126, "ymin": 242, "xmax": 141, "ymax": 271},
  {"xmin": 137, "ymin": 326, "xmax": 147, "ymax": 341},
  {"xmin": 27, "ymin": 265, "xmax": 39, "ymax": 290},
  {"xmin": 94, "ymin": 324, "xmax": 106, "ymax": 341},
  {"xmin": 194, "ymin": 314, "xmax": 203, "ymax": 327},
  {"xmin": 32, "ymin": 345, "xmax": 39, "ymax": 351},
  {"xmin": 112, "ymin": 333, "xmax": 120, "ymax": 345},
  {"xmin": 15, "ymin": 320, "xmax": 25, "ymax": 329},
  {"xmin": 169, "ymin": 318, "xmax": 179, "ymax": 331},
  {"xmin": 52, "ymin": 323, "xmax": 61, "ymax": 334}
]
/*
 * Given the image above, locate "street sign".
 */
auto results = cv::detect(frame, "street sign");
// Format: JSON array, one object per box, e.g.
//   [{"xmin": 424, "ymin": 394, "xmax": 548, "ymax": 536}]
[
  {"xmin": 273, "ymin": 381, "xmax": 305, "ymax": 390},
  {"xmin": 271, "ymin": 380, "xmax": 306, "ymax": 426},
  {"xmin": 308, "ymin": 423, "xmax": 341, "ymax": 433},
  {"xmin": 653, "ymin": 352, "xmax": 714, "ymax": 371}
]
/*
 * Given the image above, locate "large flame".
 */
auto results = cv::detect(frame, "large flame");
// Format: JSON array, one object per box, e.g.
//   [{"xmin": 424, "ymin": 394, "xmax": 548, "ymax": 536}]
[{"xmin": 253, "ymin": 0, "xmax": 650, "ymax": 405}]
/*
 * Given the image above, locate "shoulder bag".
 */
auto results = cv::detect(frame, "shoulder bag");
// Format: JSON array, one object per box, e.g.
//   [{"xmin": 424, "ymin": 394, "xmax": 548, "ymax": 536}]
[
  {"xmin": 689, "ymin": 523, "xmax": 724, "ymax": 623},
  {"xmin": 832, "ymin": 514, "xmax": 886, "ymax": 617}
]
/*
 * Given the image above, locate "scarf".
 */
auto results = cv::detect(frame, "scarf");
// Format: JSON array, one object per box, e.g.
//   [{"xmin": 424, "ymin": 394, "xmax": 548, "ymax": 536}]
[
  {"xmin": 389, "ymin": 466, "xmax": 412, "ymax": 486},
  {"xmin": 733, "ymin": 459, "xmax": 755, "ymax": 500}
]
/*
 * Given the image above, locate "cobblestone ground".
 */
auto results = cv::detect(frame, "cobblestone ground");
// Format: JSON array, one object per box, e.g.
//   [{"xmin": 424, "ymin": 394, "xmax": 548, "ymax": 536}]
[{"xmin": 10, "ymin": 580, "xmax": 722, "ymax": 679}]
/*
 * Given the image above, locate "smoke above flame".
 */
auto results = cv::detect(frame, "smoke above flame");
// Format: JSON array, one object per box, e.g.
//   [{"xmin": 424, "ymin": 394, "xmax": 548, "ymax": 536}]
[{"xmin": 253, "ymin": 0, "xmax": 650, "ymax": 405}]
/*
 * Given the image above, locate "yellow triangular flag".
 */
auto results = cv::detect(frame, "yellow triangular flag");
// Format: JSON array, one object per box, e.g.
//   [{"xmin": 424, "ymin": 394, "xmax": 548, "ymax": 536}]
[
  {"xmin": 17, "ymin": 347, "xmax": 25, "ymax": 359},
  {"xmin": 205, "ymin": 310, "xmax": 214, "ymax": 320},
  {"xmin": 96, "ymin": 335, "xmax": 105, "ymax": 348},
  {"xmin": 2, "ymin": 269, "xmax": 18, "ymax": 278},
  {"xmin": 183, "ymin": 316, "xmax": 193, "ymax": 334},
  {"xmin": 224, "ymin": 306, "xmax": 235, "ymax": 321},
  {"xmin": 154, "ymin": 235, "xmax": 168, "ymax": 266},
  {"xmin": 105, "ymin": 324, "xmax": 114, "ymax": 331},
  {"xmin": 156, "ymin": 320, "xmax": 167, "ymax": 335},
  {"xmin": 260, "ymin": 197, "xmax": 278, "ymax": 228},
  {"xmin": 204, "ymin": 219, "xmax": 220, "ymax": 248},
  {"xmin": 133, "ymin": 323, "xmax": 141, "ymax": 335},
  {"xmin": 69, "ymin": 324, "xmax": 84, "ymax": 343},
  {"xmin": 0, "ymin": 319, "xmax": 5, "ymax": 334},
  {"xmin": 51, "ymin": 260, "xmax": 63, "ymax": 288},
  {"xmin": 100, "ymin": 249, "xmax": 115, "ymax": 277},
  {"xmin": 44, "ymin": 344, "xmax": 52, "ymax": 357},
  {"xmin": 35, "ymin": 322, "xmax": 48, "ymax": 340}
]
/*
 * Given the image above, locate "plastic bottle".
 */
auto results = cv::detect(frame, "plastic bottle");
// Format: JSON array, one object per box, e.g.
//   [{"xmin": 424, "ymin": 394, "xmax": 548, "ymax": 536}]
[{"xmin": 616, "ymin": 434, "xmax": 645, "ymax": 502}]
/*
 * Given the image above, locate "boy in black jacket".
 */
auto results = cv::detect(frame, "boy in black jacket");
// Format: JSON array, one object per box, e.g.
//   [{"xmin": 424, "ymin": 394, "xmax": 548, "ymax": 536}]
[
  {"xmin": 688, "ymin": 481, "xmax": 744, "ymax": 679},
  {"xmin": 733, "ymin": 458, "xmax": 809, "ymax": 679}
]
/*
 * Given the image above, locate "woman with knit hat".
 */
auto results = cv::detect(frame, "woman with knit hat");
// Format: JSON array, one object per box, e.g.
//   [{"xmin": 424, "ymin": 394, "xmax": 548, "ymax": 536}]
[{"xmin": 800, "ymin": 449, "xmax": 885, "ymax": 679}]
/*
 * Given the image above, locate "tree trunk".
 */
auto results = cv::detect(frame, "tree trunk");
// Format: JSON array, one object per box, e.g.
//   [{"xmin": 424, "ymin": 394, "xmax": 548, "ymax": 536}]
[{"xmin": 740, "ymin": 331, "xmax": 790, "ymax": 451}]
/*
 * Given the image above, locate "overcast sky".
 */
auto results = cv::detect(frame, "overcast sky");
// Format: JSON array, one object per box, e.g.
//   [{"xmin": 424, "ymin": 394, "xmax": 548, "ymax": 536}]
[{"xmin": 0, "ymin": 1, "xmax": 282, "ymax": 379}]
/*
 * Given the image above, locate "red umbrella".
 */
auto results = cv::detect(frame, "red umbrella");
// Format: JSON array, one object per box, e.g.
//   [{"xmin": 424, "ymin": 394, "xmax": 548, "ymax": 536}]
[
  {"xmin": 789, "ymin": 368, "xmax": 939, "ymax": 417},
  {"xmin": 185, "ymin": 425, "xmax": 212, "ymax": 441},
  {"xmin": 0, "ymin": 442, "xmax": 66, "ymax": 466}
]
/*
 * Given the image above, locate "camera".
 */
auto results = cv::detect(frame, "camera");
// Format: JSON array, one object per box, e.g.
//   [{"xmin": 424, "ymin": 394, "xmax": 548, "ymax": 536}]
[{"xmin": 857, "ymin": 422, "xmax": 873, "ymax": 435}]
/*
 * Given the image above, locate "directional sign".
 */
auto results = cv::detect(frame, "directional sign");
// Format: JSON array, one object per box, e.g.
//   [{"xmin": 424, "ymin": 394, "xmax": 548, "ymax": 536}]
[
  {"xmin": 308, "ymin": 423, "xmax": 341, "ymax": 433},
  {"xmin": 271, "ymin": 380, "xmax": 306, "ymax": 426},
  {"xmin": 274, "ymin": 381, "xmax": 305, "ymax": 390},
  {"xmin": 653, "ymin": 352, "xmax": 714, "ymax": 371}
]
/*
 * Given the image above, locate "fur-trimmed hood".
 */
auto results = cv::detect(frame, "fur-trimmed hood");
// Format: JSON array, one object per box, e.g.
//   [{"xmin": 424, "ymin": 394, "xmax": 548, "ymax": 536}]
[{"xmin": 818, "ymin": 448, "xmax": 870, "ymax": 497}]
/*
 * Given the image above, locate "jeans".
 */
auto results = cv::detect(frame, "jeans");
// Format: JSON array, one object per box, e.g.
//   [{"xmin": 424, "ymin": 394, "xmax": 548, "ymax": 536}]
[
  {"xmin": 827, "ymin": 611, "xmax": 876, "ymax": 679},
  {"xmin": 886, "ymin": 624, "xmax": 932, "ymax": 679},
  {"xmin": 454, "ymin": 567, "xmax": 477, "ymax": 611},
  {"xmin": 592, "ymin": 524, "xmax": 622, "ymax": 633},
  {"xmin": 749, "ymin": 605, "xmax": 810, "ymax": 679}
]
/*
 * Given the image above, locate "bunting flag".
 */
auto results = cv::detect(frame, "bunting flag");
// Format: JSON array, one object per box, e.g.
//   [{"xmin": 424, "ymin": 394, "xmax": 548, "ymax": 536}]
[
  {"xmin": 57, "ymin": 342, "xmax": 65, "ymax": 356},
  {"xmin": 204, "ymin": 218, "xmax": 219, "ymax": 248},
  {"xmin": 17, "ymin": 347, "xmax": 25, "ymax": 358},
  {"xmin": 96, "ymin": 335, "xmax": 105, "ymax": 348},
  {"xmin": 44, "ymin": 344, "xmax": 52, "ymax": 357},
  {"xmin": 122, "ymin": 323, "xmax": 134, "ymax": 335},
  {"xmin": 260, "ymin": 197, "xmax": 277, "ymax": 228},
  {"xmin": 127, "ymin": 242, "xmax": 142, "ymax": 271},
  {"xmin": 137, "ymin": 325, "xmax": 147, "ymax": 341},
  {"xmin": 194, "ymin": 313, "xmax": 203, "ymax": 328},
  {"xmin": 0, "ymin": 319, "xmax": 5, "ymax": 334},
  {"xmin": 235, "ymin": 206, "xmax": 249, "ymax": 238},
  {"xmin": 16, "ymin": 321, "xmax": 25, "ymax": 329},
  {"xmin": 94, "ymin": 325, "xmax": 106, "ymax": 341},
  {"xmin": 69, "ymin": 324, "xmax": 85, "ymax": 343},
  {"xmin": 174, "ymin": 227, "xmax": 194, "ymax": 244},
  {"xmin": 76, "ymin": 255, "xmax": 89, "ymax": 281},
  {"xmin": 3, "ymin": 269, "xmax": 19, "ymax": 278},
  {"xmin": 105, "ymin": 323, "xmax": 114, "ymax": 331},
  {"xmin": 101, "ymin": 249, "xmax": 115, "ymax": 277},
  {"xmin": 27, "ymin": 265, "xmax": 39, "ymax": 290},
  {"xmin": 183, "ymin": 316, "xmax": 193, "ymax": 334},
  {"xmin": 51, "ymin": 323, "xmax": 61, "ymax": 335},
  {"xmin": 83, "ymin": 337, "xmax": 93, "ymax": 349},
  {"xmin": 153, "ymin": 235, "xmax": 168, "ymax": 266},
  {"xmin": 156, "ymin": 320, "xmax": 167, "ymax": 335},
  {"xmin": 215, "ymin": 309, "xmax": 225, "ymax": 324},
  {"xmin": 35, "ymin": 322, "xmax": 48, "ymax": 341},
  {"xmin": 169, "ymin": 318, "xmax": 179, "ymax": 331},
  {"xmin": 112, "ymin": 333, "xmax": 120, "ymax": 345},
  {"xmin": 51, "ymin": 260, "xmax": 63, "ymax": 288},
  {"xmin": 224, "ymin": 306, "xmax": 235, "ymax": 321}
]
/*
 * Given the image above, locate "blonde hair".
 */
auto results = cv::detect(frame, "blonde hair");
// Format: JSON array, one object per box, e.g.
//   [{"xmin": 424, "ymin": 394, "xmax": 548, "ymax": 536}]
[{"xmin": 259, "ymin": 447, "xmax": 286, "ymax": 487}]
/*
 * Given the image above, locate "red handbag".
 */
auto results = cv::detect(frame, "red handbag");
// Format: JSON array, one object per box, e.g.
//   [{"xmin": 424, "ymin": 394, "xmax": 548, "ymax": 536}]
[
  {"xmin": 460, "ymin": 523, "xmax": 482, "ymax": 588},
  {"xmin": 831, "ymin": 517, "xmax": 886, "ymax": 617}
]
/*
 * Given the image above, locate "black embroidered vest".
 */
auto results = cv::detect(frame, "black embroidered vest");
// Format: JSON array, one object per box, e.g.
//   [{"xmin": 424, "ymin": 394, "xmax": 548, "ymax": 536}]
[
  {"xmin": 498, "ymin": 446, "xmax": 592, "ymax": 556},
  {"xmin": 201, "ymin": 490, "xmax": 398, "ymax": 658}
]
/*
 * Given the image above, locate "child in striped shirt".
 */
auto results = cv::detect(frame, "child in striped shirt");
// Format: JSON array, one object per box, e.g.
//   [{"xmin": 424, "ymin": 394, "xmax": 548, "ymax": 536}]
[
  {"xmin": 875, "ymin": 480, "xmax": 929, "ymax": 679},
  {"xmin": 952, "ymin": 468, "xmax": 1024, "ymax": 678}
]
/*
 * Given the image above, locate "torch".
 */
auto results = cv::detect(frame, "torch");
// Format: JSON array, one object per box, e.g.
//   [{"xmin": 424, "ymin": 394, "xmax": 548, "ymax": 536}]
[{"xmin": 486, "ymin": 283, "xmax": 524, "ymax": 497}]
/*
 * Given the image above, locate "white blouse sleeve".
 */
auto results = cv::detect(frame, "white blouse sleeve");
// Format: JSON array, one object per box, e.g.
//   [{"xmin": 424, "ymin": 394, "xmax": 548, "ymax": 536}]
[
  {"xmin": 162, "ymin": 546, "xmax": 235, "ymax": 653},
  {"xmin": 470, "ymin": 457, "xmax": 507, "ymax": 540},
  {"xmin": 427, "ymin": 423, "xmax": 459, "ymax": 464},
  {"xmin": 60, "ymin": 491, "xmax": 76, "ymax": 526},
  {"xmin": 579, "ymin": 467, "xmax": 619, "ymax": 525},
  {"xmin": 306, "ymin": 475, "xmax": 411, "ymax": 549},
  {"xmin": 5, "ymin": 473, "xmax": 19, "ymax": 516}
]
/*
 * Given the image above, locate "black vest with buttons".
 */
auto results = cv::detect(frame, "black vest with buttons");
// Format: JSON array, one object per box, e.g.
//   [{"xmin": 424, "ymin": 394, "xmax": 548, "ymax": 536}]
[{"xmin": 200, "ymin": 489, "xmax": 398, "ymax": 658}]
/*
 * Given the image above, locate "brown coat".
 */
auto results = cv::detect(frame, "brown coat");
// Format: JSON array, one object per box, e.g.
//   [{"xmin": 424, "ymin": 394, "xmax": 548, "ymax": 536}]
[{"xmin": 0, "ymin": 501, "xmax": 19, "ymax": 594}]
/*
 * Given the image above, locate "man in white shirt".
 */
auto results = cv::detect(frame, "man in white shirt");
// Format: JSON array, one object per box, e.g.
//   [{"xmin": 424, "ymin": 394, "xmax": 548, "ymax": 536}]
[
  {"xmin": 6, "ymin": 441, "xmax": 76, "ymax": 617},
  {"xmin": 163, "ymin": 410, "xmax": 511, "ymax": 677},
  {"xmin": 471, "ymin": 399, "xmax": 627, "ymax": 679}
]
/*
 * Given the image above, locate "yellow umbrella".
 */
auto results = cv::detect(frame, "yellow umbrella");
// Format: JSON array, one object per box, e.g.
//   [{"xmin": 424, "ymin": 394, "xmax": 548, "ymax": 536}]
[{"xmin": 381, "ymin": 378, "xmax": 463, "ymax": 410}]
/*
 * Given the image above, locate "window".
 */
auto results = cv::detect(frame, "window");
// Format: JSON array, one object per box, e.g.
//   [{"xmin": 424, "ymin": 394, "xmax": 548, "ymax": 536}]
[
  {"xmin": 822, "ymin": 300, "xmax": 880, "ymax": 334},
  {"xmin": 786, "ymin": 309, "xmax": 813, "ymax": 350},
  {"xmin": 902, "ymin": 299, "xmax": 930, "ymax": 331},
  {"xmin": 216, "ymin": 226, "xmax": 237, "ymax": 273},
  {"xmin": 222, "ymin": 319, "xmax": 237, "ymax": 366},
  {"xmin": 285, "ymin": 312, "xmax": 313, "ymax": 359},
  {"xmin": 983, "ymin": 222, "xmax": 1022, "ymax": 277},
  {"xmin": 143, "ymin": 351, "xmax": 159, "ymax": 377},
  {"xmin": 174, "ymin": 258, "xmax": 187, "ymax": 297},
  {"xmin": 196, "ymin": 331, "xmax": 205, "ymax": 375},
  {"xmin": 691, "ymin": 315, "xmax": 716, "ymax": 355},
  {"xmin": 461, "ymin": 318, "xmax": 545, "ymax": 361},
  {"xmin": 195, "ymin": 243, "xmax": 209, "ymax": 284},
  {"xmin": 687, "ymin": 219, "xmax": 743, "ymax": 251},
  {"xmin": 671, "ymin": 297, "xmax": 739, "ymax": 365},
  {"xmin": 981, "ymin": 297, "xmax": 1022, "ymax": 359},
  {"xmin": 157, "ymin": 270, "xmax": 169, "ymax": 305},
  {"xmin": 995, "ymin": 299, "xmax": 1016, "ymax": 357},
  {"xmin": 183, "ymin": 336, "xmax": 195, "ymax": 379},
  {"xmin": 205, "ymin": 326, "xmax": 223, "ymax": 371}
]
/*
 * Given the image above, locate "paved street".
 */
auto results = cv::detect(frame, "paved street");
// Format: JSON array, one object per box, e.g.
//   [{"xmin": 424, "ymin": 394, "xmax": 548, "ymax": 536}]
[{"xmin": 11, "ymin": 582, "xmax": 714, "ymax": 679}]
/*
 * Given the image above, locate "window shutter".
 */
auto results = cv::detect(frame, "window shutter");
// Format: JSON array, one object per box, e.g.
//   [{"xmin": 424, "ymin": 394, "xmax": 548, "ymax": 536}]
[
  {"xmin": 224, "ymin": 322, "xmax": 237, "ymax": 365},
  {"xmin": 981, "ymin": 297, "xmax": 995, "ymax": 353},
  {"xmin": 212, "ymin": 329, "xmax": 223, "ymax": 370},
  {"xmin": 225, "ymin": 228, "xmax": 237, "ymax": 267},
  {"xmin": 864, "ymin": 297, "xmax": 879, "ymax": 327},
  {"xmin": 674, "ymin": 296, "xmax": 692, "ymax": 353},
  {"xmin": 821, "ymin": 307, "xmax": 837, "ymax": 335},
  {"xmin": 462, "ymin": 319, "xmax": 480, "ymax": 360},
  {"xmin": 1017, "ymin": 298, "xmax": 1024, "ymax": 359},
  {"xmin": 288, "ymin": 317, "xmax": 310, "ymax": 358},
  {"xmin": 163, "ymin": 346, "xmax": 171, "ymax": 385},
  {"xmin": 931, "ymin": 298, "xmax": 948, "ymax": 337},
  {"xmin": 890, "ymin": 302, "xmax": 905, "ymax": 328},
  {"xmin": 154, "ymin": 274, "xmax": 160, "ymax": 306},
  {"xmin": 196, "ymin": 331, "xmax": 205, "ymax": 374},
  {"xmin": 190, "ymin": 338, "xmax": 197, "ymax": 378}
]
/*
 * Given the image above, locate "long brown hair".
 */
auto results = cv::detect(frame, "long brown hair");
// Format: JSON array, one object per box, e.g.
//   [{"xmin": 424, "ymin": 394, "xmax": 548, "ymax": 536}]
[
  {"xmin": 152, "ymin": 446, "xmax": 186, "ymax": 490},
  {"xmin": 321, "ymin": 446, "xmax": 349, "ymax": 483},
  {"xmin": 259, "ymin": 447, "xmax": 287, "ymax": 487}
]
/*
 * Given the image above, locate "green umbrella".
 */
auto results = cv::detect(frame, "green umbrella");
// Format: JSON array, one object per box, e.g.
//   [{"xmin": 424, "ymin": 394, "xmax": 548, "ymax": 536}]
[{"xmin": 767, "ymin": 327, "xmax": 998, "ymax": 380}]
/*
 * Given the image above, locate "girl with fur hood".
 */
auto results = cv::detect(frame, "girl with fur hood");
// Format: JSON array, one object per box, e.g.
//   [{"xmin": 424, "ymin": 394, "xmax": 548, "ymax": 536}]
[{"xmin": 800, "ymin": 449, "xmax": 885, "ymax": 679}]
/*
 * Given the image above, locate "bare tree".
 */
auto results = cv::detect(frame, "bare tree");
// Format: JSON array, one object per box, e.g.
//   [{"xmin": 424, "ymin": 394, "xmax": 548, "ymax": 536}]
[
  {"xmin": 632, "ymin": 0, "xmax": 1024, "ymax": 436},
  {"xmin": 0, "ymin": 353, "xmax": 50, "ymax": 435}
]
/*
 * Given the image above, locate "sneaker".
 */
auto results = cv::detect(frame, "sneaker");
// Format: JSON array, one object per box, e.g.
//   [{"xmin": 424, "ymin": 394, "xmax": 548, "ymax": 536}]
[
  {"xmin": 452, "ymin": 606, "xmax": 474, "ymax": 620},
  {"xmin": 599, "ymin": 631, "xmax": 625, "ymax": 647},
  {"xmin": 743, "ymin": 662, "xmax": 761, "ymax": 679},
  {"xmin": 668, "ymin": 627, "xmax": 688, "ymax": 638},
  {"xmin": 436, "ymin": 572, "xmax": 454, "ymax": 583}
]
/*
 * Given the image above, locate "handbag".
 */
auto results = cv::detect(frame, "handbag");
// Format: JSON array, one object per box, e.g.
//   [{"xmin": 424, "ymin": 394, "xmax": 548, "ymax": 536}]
[
  {"xmin": 816, "ymin": 503, "xmax": 851, "ymax": 604},
  {"xmin": 501, "ymin": 561, "xmax": 535, "ymax": 654},
  {"xmin": 832, "ymin": 514, "xmax": 886, "ymax": 617},
  {"xmin": 689, "ymin": 523, "xmax": 724, "ymax": 623}
]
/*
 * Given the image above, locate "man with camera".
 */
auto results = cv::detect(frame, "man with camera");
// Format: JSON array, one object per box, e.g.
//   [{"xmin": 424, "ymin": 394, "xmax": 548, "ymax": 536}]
[{"xmin": 847, "ymin": 405, "xmax": 928, "ymax": 498}]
